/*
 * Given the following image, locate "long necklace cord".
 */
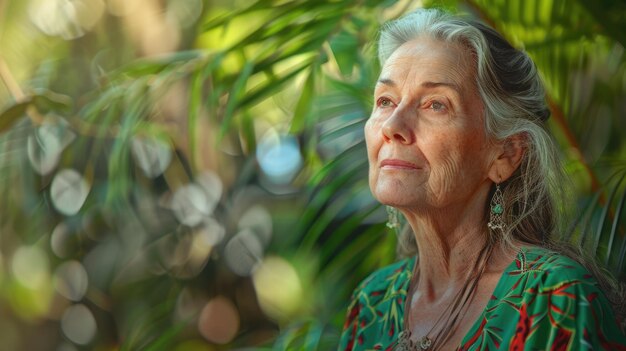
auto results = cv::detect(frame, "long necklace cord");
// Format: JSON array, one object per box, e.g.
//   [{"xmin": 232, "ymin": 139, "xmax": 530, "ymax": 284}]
[
  {"xmin": 430, "ymin": 241, "xmax": 495, "ymax": 349},
  {"xmin": 399, "ymin": 239, "xmax": 495, "ymax": 351}
]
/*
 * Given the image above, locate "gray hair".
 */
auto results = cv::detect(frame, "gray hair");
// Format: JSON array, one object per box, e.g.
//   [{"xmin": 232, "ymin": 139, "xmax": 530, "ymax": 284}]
[
  {"xmin": 380, "ymin": 9, "xmax": 625, "ymax": 322},
  {"xmin": 379, "ymin": 8, "xmax": 563, "ymax": 253}
]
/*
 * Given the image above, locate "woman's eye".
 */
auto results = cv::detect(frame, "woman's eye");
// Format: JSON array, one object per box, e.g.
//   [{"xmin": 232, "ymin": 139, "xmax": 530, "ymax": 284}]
[
  {"xmin": 377, "ymin": 97, "xmax": 394, "ymax": 108},
  {"xmin": 429, "ymin": 100, "xmax": 447, "ymax": 112}
]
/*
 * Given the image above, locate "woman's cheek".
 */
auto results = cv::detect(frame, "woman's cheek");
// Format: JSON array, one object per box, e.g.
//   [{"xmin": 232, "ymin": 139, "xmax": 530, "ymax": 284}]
[
  {"xmin": 427, "ymin": 152, "xmax": 460, "ymax": 201},
  {"xmin": 364, "ymin": 121, "xmax": 380, "ymax": 155}
]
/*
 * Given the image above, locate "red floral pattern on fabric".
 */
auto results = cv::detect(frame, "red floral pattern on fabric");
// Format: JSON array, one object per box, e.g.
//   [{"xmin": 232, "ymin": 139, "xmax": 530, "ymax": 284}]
[
  {"xmin": 337, "ymin": 247, "xmax": 626, "ymax": 350},
  {"xmin": 510, "ymin": 303, "xmax": 532, "ymax": 350}
]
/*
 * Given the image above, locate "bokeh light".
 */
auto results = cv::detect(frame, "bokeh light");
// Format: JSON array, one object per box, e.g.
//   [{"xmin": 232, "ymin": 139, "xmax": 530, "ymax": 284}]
[
  {"xmin": 131, "ymin": 136, "xmax": 172, "ymax": 178},
  {"xmin": 50, "ymin": 222, "xmax": 74, "ymax": 258},
  {"xmin": 252, "ymin": 256, "xmax": 303, "ymax": 321},
  {"xmin": 27, "ymin": 132, "xmax": 61, "ymax": 175},
  {"xmin": 197, "ymin": 296, "xmax": 240, "ymax": 344},
  {"xmin": 0, "ymin": 0, "xmax": 624, "ymax": 349},
  {"xmin": 61, "ymin": 304, "xmax": 97, "ymax": 345},
  {"xmin": 224, "ymin": 229, "xmax": 264, "ymax": 276},
  {"xmin": 198, "ymin": 217, "xmax": 226, "ymax": 247},
  {"xmin": 187, "ymin": 222, "xmax": 223, "ymax": 269},
  {"xmin": 11, "ymin": 245, "xmax": 50, "ymax": 290},
  {"xmin": 28, "ymin": 0, "xmax": 105, "ymax": 40},
  {"xmin": 26, "ymin": 116, "xmax": 76, "ymax": 176},
  {"xmin": 54, "ymin": 260, "xmax": 89, "ymax": 302},
  {"xmin": 50, "ymin": 169, "xmax": 90, "ymax": 216},
  {"xmin": 256, "ymin": 131, "xmax": 303, "ymax": 185},
  {"xmin": 114, "ymin": 0, "xmax": 182, "ymax": 55},
  {"xmin": 238, "ymin": 205, "xmax": 273, "ymax": 247},
  {"xmin": 171, "ymin": 184, "xmax": 212, "ymax": 227},
  {"xmin": 196, "ymin": 171, "xmax": 223, "ymax": 210}
]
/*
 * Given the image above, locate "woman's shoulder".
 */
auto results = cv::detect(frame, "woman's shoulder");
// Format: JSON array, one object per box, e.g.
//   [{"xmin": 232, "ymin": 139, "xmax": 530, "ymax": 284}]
[
  {"xmin": 493, "ymin": 245, "xmax": 615, "ymax": 321},
  {"xmin": 352, "ymin": 256, "xmax": 415, "ymax": 298},
  {"xmin": 476, "ymin": 246, "xmax": 626, "ymax": 350},
  {"xmin": 509, "ymin": 246, "xmax": 598, "ymax": 285},
  {"xmin": 339, "ymin": 258, "xmax": 415, "ymax": 351}
]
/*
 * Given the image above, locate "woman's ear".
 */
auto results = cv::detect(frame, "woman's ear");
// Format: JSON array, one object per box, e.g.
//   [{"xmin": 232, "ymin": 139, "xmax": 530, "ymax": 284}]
[{"xmin": 488, "ymin": 133, "xmax": 526, "ymax": 182}]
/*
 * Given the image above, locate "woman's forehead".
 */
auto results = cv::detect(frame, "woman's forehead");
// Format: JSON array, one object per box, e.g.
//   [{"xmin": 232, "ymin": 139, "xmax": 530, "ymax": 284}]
[{"xmin": 379, "ymin": 38, "xmax": 477, "ymax": 91}]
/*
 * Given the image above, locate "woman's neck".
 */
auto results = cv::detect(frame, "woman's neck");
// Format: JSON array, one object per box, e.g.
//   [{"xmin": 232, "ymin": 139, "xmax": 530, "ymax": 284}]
[{"xmin": 401, "ymin": 200, "xmax": 493, "ymax": 302}]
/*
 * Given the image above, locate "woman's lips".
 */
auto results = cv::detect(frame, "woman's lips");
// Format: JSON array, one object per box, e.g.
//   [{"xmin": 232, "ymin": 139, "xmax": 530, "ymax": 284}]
[{"xmin": 380, "ymin": 159, "xmax": 420, "ymax": 170}]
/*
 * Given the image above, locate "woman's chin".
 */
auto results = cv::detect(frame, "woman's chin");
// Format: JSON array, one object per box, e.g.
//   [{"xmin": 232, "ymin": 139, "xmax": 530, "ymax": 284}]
[{"xmin": 374, "ymin": 193, "xmax": 419, "ymax": 208}]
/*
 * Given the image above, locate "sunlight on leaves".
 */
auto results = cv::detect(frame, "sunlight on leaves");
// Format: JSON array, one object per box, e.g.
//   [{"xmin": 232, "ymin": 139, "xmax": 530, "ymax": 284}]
[{"xmin": 1, "ymin": 0, "xmax": 624, "ymax": 349}]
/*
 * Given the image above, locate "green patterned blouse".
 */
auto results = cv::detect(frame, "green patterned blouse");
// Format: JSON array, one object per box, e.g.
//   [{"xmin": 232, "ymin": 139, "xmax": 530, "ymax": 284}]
[{"xmin": 338, "ymin": 247, "xmax": 626, "ymax": 350}]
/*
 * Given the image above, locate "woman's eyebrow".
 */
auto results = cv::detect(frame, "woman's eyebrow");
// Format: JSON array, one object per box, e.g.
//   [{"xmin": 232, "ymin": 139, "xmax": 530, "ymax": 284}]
[
  {"xmin": 420, "ymin": 81, "xmax": 461, "ymax": 94},
  {"xmin": 376, "ymin": 78, "xmax": 461, "ymax": 94},
  {"xmin": 376, "ymin": 78, "xmax": 396, "ymax": 87}
]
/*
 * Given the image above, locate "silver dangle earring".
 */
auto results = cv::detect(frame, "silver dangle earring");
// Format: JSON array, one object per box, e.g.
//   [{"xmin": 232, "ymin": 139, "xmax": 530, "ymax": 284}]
[
  {"xmin": 488, "ymin": 183, "xmax": 506, "ymax": 231},
  {"xmin": 386, "ymin": 206, "xmax": 400, "ymax": 231}
]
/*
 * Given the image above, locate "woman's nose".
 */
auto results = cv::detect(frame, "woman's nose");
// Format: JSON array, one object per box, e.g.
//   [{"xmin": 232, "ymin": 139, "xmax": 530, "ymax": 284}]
[{"xmin": 382, "ymin": 109, "xmax": 414, "ymax": 144}]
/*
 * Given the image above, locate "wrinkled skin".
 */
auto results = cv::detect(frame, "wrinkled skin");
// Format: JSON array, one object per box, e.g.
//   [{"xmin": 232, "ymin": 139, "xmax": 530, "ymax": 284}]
[{"xmin": 366, "ymin": 38, "xmax": 498, "ymax": 216}]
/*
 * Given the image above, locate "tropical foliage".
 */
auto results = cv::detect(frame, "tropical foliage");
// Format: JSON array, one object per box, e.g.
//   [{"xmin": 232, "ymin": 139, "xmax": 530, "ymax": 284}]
[{"xmin": 0, "ymin": 0, "xmax": 624, "ymax": 350}]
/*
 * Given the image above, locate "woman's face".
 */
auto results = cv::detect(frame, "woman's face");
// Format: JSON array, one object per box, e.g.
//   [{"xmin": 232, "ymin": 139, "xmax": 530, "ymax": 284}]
[{"xmin": 366, "ymin": 37, "xmax": 497, "ymax": 211}]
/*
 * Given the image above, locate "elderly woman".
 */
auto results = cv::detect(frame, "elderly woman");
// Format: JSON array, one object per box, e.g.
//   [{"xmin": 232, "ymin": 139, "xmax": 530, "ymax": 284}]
[{"xmin": 338, "ymin": 8, "xmax": 626, "ymax": 351}]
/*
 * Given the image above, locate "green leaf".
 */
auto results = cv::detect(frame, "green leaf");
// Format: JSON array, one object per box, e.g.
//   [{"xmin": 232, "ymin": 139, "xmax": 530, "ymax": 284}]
[
  {"xmin": 0, "ymin": 91, "xmax": 73, "ymax": 133},
  {"xmin": 32, "ymin": 90, "xmax": 73, "ymax": 113},
  {"xmin": 219, "ymin": 61, "xmax": 254, "ymax": 139},
  {"xmin": 240, "ymin": 111, "xmax": 257, "ymax": 153},
  {"xmin": 201, "ymin": 0, "xmax": 268, "ymax": 32},
  {"xmin": 290, "ymin": 65, "xmax": 317, "ymax": 134},
  {"xmin": 0, "ymin": 99, "xmax": 29, "ymax": 132},
  {"xmin": 593, "ymin": 172, "xmax": 626, "ymax": 259},
  {"xmin": 607, "ymin": 187, "xmax": 626, "ymax": 276},
  {"xmin": 112, "ymin": 50, "xmax": 204, "ymax": 79},
  {"xmin": 188, "ymin": 70, "xmax": 203, "ymax": 170},
  {"xmin": 329, "ymin": 29, "xmax": 358, "ymax": 76},
  {"xmin": 239, "ymin": 58, "xmax": 314, "ymax": 110},
  {"xmin": 142, "ymin": 318, "xmax": 192, "ymax": 351}
]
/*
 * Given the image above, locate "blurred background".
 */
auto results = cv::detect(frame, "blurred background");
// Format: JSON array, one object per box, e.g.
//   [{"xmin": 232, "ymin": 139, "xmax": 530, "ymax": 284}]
[{"xmin": 0, "ymin": 0, "xmax": 625, "ymax": 350}]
